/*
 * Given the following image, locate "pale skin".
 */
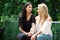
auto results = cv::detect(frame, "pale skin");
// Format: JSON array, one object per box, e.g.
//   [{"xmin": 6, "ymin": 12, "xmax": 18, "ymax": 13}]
[
  {"xmin": 19, "ymin": 4, "xmax": 36, "ymax": 37},
  {"xmin": 31, "ymin": 16, "xmax": 52, "ymax": 40},
  {"xmin": 31, "ymin": 5, "xmax": 52, "ymax": 40}
]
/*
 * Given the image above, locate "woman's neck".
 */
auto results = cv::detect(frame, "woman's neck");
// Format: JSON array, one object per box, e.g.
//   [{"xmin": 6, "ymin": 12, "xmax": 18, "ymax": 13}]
[
  {"xmin": 26, "ymin": 13, "xmax": 31, "ymax": 17},
  {"xmin": 26, "ymin": 13, "xmax": 32, "ymax": 21}
]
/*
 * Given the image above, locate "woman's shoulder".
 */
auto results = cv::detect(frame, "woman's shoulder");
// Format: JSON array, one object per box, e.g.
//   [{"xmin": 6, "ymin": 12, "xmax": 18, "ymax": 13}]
[
  {"xmin": 31, "ymin": 14, "xmax": 35, "ymax": 17},
  {"xmin": 43, "ymin": 18, "xmax": 52, "ymax": 26},
  {"xmin": 44, "ymin": 17, "xmax": 52, "ymax": 24},
  {"xmin": 46, "ymin": 17, "xmax": 52, "ymax": 21},
  {"xmin": 31, "ymin": 14, "xmax": 35, "ymax": 18}
]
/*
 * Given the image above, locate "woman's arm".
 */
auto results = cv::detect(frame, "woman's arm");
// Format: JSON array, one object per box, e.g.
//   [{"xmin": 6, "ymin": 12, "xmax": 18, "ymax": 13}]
[
  {"xmin": 19, "ymin": 17, "xmax": 28, "ymax": 35},
  {"xmin": 30, "ymin": 15, "xmax": 36, "ymax": 34},
  {"xmin": 27, "ymin": 23, "xmax": 36, "ymax": 37},
  {"xmin": 19, "ymin": 27, "xmax": 28, "ymax": 35},
  {"xmin": 30, "ymin": 23, "xmax": 36, "ymax": 34},
  {"xmin": 28, "ymin": 15, "xmax": 36, "ymax": 37}
]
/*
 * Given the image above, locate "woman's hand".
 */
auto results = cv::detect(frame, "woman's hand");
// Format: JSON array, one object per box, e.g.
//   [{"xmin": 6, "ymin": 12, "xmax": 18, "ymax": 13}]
[
  {"xmin": 27, "ymin": 32, "xmax": 33, "ymax": 37},
  {"xmin": 31, "ymin": 34, "xmax": 36, "ymax": 40}
]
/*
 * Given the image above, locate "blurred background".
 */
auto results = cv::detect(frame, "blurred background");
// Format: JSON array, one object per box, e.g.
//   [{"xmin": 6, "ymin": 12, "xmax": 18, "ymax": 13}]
[{"xmin": 0, "ymin": 0, "xmax": 60, "ymax": 40}]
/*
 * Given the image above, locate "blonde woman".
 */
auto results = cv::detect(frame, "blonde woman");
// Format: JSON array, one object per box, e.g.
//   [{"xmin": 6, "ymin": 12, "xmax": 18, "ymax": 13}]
[{"xmin": 31, "ymin": 3, "xmax": 53, "ymax": 40}]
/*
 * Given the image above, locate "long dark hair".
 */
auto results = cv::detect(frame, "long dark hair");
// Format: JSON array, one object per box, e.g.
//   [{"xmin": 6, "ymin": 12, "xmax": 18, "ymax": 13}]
[{"xmin": 21, "ymin": 2, "xmax": 32, "ymax": 26}]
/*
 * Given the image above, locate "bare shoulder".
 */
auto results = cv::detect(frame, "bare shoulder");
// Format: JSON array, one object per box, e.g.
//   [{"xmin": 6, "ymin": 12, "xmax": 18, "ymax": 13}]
[{"xmin": 47, "ymin": 17, "xmax": 52, "ymax": 21}]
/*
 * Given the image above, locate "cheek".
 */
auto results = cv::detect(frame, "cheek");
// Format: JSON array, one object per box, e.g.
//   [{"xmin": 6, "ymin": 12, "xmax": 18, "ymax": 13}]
[
  {"xmin": 37, "ymin": 10, "xmax": 40, "ymax": 15},
  {"xmin": 29, "ymin": 8, "xmax": 32, "ymax": 11},
  {"xmin": 37, "ymin": 10, "xmax": 42, "ymax": 15},
  {"xmin": 26, "ymin": 8, "xmax": 29, "ymax": 12},
  {"xmin": 37, "ymin": 10, "xmax": 40, "ymax": 13},
  {"xmin": 28, "ymin": 8, "xmax": 32, "ymax": 13},
  {"xmin": 26, "ymin": 7, "xmax": 28, "ymax": 10}
]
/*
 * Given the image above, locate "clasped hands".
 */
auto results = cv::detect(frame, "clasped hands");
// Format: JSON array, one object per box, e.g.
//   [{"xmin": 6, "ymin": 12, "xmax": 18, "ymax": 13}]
[{"xmin": 26, "ymin": 32, "xmax": 36, "ymax": 40}]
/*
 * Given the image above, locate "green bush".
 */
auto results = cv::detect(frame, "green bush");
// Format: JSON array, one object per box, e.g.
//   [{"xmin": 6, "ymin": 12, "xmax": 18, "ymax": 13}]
[
  {"xmin": 0, "ymin": 0, "xmax": 60, "ymax": 40},
  {"xmin": 2, "ymin": 21, "xmax": 19, "ymax": 40}
]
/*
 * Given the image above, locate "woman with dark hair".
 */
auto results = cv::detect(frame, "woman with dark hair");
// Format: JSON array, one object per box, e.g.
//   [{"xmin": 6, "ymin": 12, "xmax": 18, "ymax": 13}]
[{"xmin": 17, "ymin": 2, "xmax": 36, "ymax": 40}]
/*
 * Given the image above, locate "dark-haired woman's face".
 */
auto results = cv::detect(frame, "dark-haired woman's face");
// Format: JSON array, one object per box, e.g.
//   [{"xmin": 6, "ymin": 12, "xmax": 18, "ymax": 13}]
[{"xmin": 26, "ymin": 4, "xmax": 32, "ymax": 13}]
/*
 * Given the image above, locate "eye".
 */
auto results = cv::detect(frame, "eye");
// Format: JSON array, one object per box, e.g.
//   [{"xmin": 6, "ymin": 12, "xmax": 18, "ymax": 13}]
[
  {"xmin": 29, "ymin": 6, "xmax": 31, "ymax": 8},
  {"xmin": 28, "ymin": 5, "xmax": 32, "ymax": 8}
]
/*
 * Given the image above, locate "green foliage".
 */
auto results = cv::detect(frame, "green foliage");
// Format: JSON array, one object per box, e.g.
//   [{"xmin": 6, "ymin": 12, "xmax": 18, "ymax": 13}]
[
  {"xmin": 2, "ymin": 21, "xmax": 19, "ymax": 40},
  {"xmin": 52, "ymin": 23, "xmax": 60, "ymax": 40},
  {"xmin": 56, "ymin": 13, "xmax": 60, "ymax": 21},
  {"xmin": 0, "ymin": 0, "xmax": 60, "ymax": 40}
]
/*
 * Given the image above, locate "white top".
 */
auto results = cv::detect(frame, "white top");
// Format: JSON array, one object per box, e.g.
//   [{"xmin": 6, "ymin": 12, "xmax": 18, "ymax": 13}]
[{"xmin": 35, "ymin": 18, "xmax": 52, "ymax": 36}]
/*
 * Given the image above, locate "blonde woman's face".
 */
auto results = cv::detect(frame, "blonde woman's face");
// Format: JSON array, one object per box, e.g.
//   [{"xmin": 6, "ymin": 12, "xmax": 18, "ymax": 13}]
[
  {"xmin": 37, "ymin": 6, "xmax": 42, "ymax": 16},
  {"xmin": 37, "ymin": 4, "xmax": 48, "ymax": 19}
]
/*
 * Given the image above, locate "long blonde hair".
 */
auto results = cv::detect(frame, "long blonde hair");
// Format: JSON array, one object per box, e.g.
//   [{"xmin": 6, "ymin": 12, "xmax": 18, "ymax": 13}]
[{"xmin": 38, "ymin": 3, "xmax": 50, "ymax": 26}]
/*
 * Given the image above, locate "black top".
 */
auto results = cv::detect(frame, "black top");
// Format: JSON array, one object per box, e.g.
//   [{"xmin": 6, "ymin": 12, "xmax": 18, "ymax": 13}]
[{"xmin": 19, "ymin": 14, "xmax": 36, "ymax": 32}]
